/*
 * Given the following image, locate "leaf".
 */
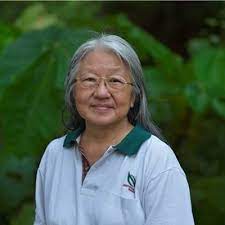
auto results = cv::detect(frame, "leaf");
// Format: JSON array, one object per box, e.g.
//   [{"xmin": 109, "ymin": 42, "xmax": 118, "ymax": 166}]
[
  {"xmin": 192, "ymin": 47, "xmax": 225, "ymax": 97},
  {"xmin": 45, "ymin": 1, "xmax": 102, "ymax": 30},
  {"xmin": 185, "ymin": 83, "xmax": 209, "ymax": 113},
  {"xmin": 0, "ymin": 27, "xmax": 93, "ymax": 156},
  {"xmin": 0, "ymin": 29, "xmax": 49, "ymax": 101},
  {"xmin": 15, "ymin": 3, "xmax": 59, "ymax": 31},
  {"xmin": 187, "ymin": 42, "xmax": 225, "ymax": 116},
  {"xmin": 0, "ymin": 155, "xmax": 35, "ymax": 213}
]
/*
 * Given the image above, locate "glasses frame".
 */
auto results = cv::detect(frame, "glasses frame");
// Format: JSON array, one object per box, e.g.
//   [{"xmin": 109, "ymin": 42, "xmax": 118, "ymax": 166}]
[{"xmin": 74, "ymin": 76, "xmax": 134, "ymax": 91}]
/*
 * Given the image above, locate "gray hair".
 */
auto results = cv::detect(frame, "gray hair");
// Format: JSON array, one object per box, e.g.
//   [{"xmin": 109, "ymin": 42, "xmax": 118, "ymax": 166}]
[{"xmin": 64, "ymin": 34, "xmax": 162, "ymax": 139}]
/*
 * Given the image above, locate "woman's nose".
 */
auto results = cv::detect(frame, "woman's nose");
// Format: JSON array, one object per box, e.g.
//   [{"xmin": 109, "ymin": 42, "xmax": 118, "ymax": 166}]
[{"xmin": 93, "ymin": 79, "xmax": 111, "ymax": 98}]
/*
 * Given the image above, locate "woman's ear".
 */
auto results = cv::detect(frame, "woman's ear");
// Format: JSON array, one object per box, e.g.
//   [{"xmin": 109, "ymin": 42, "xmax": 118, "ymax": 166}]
[{"xmin": 130, "ymin": 94, "xmax": 135, "ymax": 108}]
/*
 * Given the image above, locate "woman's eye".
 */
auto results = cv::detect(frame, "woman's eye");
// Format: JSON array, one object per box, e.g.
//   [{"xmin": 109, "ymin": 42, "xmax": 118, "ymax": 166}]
[
  {"xmin": 109, "ymin": 78, "xmax": 123, "ymax": 83},
  {"xmin": 83, "ymin": 77, "xmax": 96, "ymax": 82}
]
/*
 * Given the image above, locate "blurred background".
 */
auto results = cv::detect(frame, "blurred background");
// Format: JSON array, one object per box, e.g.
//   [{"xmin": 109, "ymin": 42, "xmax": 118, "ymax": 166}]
[{"xmin": 0, "ymin": 1, "xmax": 225, "ymax": 225}]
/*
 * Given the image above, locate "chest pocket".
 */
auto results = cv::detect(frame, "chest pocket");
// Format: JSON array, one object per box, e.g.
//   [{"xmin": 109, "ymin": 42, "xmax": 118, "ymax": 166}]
[{"xmin": 93, "ymin": 189, "xmax": 145, "ymax": 225}]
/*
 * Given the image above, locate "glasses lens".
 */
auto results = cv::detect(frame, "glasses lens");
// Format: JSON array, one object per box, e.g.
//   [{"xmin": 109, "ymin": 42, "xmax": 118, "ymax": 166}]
[
  {"xmin": 107, "ymin": 77, "xmax": 126, "ymax": 90},
  {"xmin": 80, "ymin": 77, "xmax": 97, "ymax": 88}
]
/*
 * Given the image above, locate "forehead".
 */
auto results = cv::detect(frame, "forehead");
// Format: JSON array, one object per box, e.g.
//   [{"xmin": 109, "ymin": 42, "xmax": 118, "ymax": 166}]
[{"xmin": 78, "ymin": 49, "xmax": 130, "ymax": 75}]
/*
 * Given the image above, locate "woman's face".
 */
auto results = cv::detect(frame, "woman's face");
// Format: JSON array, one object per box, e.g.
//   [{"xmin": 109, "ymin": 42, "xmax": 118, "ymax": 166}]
[{"xmin": 73, "ymin": 49, "xmax": 135, "ymax": 129}]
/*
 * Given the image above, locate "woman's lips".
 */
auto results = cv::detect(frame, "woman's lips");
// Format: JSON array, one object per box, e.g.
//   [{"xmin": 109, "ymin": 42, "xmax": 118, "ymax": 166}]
[{"xmin": 91, "ymin": 104, "xmax": 114, "ymax": 112}]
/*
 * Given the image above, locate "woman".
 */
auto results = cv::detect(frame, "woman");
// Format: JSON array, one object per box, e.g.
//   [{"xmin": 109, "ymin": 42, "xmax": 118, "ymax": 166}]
[{"xmin": 34, "ymin": 34, "xmax": 195, "ymax": 225}]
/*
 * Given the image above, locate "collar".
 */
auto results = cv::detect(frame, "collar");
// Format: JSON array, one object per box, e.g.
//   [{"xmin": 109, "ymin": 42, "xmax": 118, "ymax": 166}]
[{"xmin": 63, "ymin": 124, "xmax": 151, "ymax": 156}]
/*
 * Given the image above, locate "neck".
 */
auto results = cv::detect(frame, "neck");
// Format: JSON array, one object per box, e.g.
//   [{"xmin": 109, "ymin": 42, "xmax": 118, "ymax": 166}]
[
  {"xmin": 78, "ymin": 120, "xmax": 133, "ymax": 165},
  {"xmin": 83, "ymin": 120, "xmax": 133, "ymax": 145}
]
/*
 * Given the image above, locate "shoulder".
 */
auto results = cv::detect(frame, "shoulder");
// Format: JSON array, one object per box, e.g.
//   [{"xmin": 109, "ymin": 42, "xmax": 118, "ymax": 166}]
[
  {"xmin": 38, "ymin": 135, "xmax": 67, "ymax": 174},
  {"xmin": 139, "ymin": 135, "xmax": 185, "ymax": 180}
]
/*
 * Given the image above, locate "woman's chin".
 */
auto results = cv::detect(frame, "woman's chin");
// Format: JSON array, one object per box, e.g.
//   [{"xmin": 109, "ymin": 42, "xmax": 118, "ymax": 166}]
[{"xmin": 85, "ymin": 116, "xmax": 124, "ymax": 128}]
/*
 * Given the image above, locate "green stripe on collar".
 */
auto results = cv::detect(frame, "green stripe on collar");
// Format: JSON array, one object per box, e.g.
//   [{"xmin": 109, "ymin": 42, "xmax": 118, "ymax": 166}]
[
  {"xmin": 115, "ymin": 125, "xmax": 151, "ymax": 156},
  {"xmin": 63, "ymin": 127, "xmax": 84, "ymax": 148},
  {"xmin": 63, "ymin": 124, "xmax": 151, "ymax": 155}
]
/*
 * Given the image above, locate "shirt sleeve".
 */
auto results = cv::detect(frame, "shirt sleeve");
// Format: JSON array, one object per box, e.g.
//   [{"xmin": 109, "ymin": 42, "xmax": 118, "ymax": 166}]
[
  {"xmin": 143, "ymin": 167, "xmax": 195, "ymax": 225},
  {"xmin": 33, "ymin": 169, "xmax": 46, "ymax": 225}
]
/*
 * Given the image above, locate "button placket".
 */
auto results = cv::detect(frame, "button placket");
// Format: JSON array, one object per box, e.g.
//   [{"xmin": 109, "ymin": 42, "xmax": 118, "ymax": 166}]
[{"xmin": 81, "ymin": 146, "xmax": 115, "ymax": 193}]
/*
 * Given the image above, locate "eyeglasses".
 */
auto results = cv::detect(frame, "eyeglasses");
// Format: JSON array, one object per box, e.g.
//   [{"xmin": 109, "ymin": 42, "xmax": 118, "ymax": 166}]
[{"xmin": 74, "ymin": 76, "xmax": 133, "ymax": 91}]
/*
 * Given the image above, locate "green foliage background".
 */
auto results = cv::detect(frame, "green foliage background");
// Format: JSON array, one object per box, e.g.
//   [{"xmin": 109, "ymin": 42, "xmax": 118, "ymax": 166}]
[{"xmin": 0, "ymin": 2, "xmax": 225, "ymax": 225}]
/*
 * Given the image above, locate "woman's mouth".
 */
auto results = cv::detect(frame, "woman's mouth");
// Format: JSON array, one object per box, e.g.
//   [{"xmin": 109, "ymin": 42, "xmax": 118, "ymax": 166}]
[{"xmin": 91, "ymin": 104, "xmax": 114, "ymax": 112}]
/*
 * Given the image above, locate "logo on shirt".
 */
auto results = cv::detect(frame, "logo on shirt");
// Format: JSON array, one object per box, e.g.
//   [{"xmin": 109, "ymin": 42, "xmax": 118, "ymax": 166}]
[{"xmin": 122, "ymin": 172, "xmax": 136, "ymax": 193}]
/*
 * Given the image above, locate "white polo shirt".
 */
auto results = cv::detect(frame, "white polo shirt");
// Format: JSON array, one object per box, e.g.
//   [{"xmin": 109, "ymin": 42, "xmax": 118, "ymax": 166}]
[{"xmin": 34, "ymin": 125, "xmax": 195, "ymax": 225}]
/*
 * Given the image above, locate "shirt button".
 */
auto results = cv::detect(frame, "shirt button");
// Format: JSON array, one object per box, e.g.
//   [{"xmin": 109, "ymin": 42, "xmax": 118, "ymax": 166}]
[{"xmin": 88, "ymin": 184, "xmax": 98, "ymax": 191}]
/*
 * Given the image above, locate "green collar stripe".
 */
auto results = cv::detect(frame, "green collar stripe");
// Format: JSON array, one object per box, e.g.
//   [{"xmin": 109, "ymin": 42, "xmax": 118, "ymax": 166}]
[
  {"xmin": 63, "ymin": 127, "xmax": 84, "ymax": 148},
  {"xmin": 63, "ymin": 124, "xmax": 151, "ymax": 155},
  {"xmin": 115, "ymin": 125, "xmax": 151, "ymax": 155}
]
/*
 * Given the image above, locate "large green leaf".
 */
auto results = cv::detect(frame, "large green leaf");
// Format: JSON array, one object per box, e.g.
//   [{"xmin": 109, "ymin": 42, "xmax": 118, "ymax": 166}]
[
  {"xmin": 186, "ymin": 43, "xmax": 225, "ymax": 116},
  {"xmin": 0, "ymin": 27, "xmax": 93, "ymax": 156},
  {"xmin": 192, "ymin": 48, "xmax": 225, "ymax": 97}
]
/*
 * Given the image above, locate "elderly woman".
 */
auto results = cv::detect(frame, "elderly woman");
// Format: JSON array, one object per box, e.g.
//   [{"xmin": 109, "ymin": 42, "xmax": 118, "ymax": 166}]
[{"xmin": 34, "ymin": 34, "xmax": 195, "ymax": 225}]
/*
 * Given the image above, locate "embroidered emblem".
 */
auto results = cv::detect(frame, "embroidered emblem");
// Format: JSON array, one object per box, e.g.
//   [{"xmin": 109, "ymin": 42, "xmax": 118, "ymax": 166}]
[{"xmin": 122, "ymin": 172, "xmax": 136, "ymax": 193}]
